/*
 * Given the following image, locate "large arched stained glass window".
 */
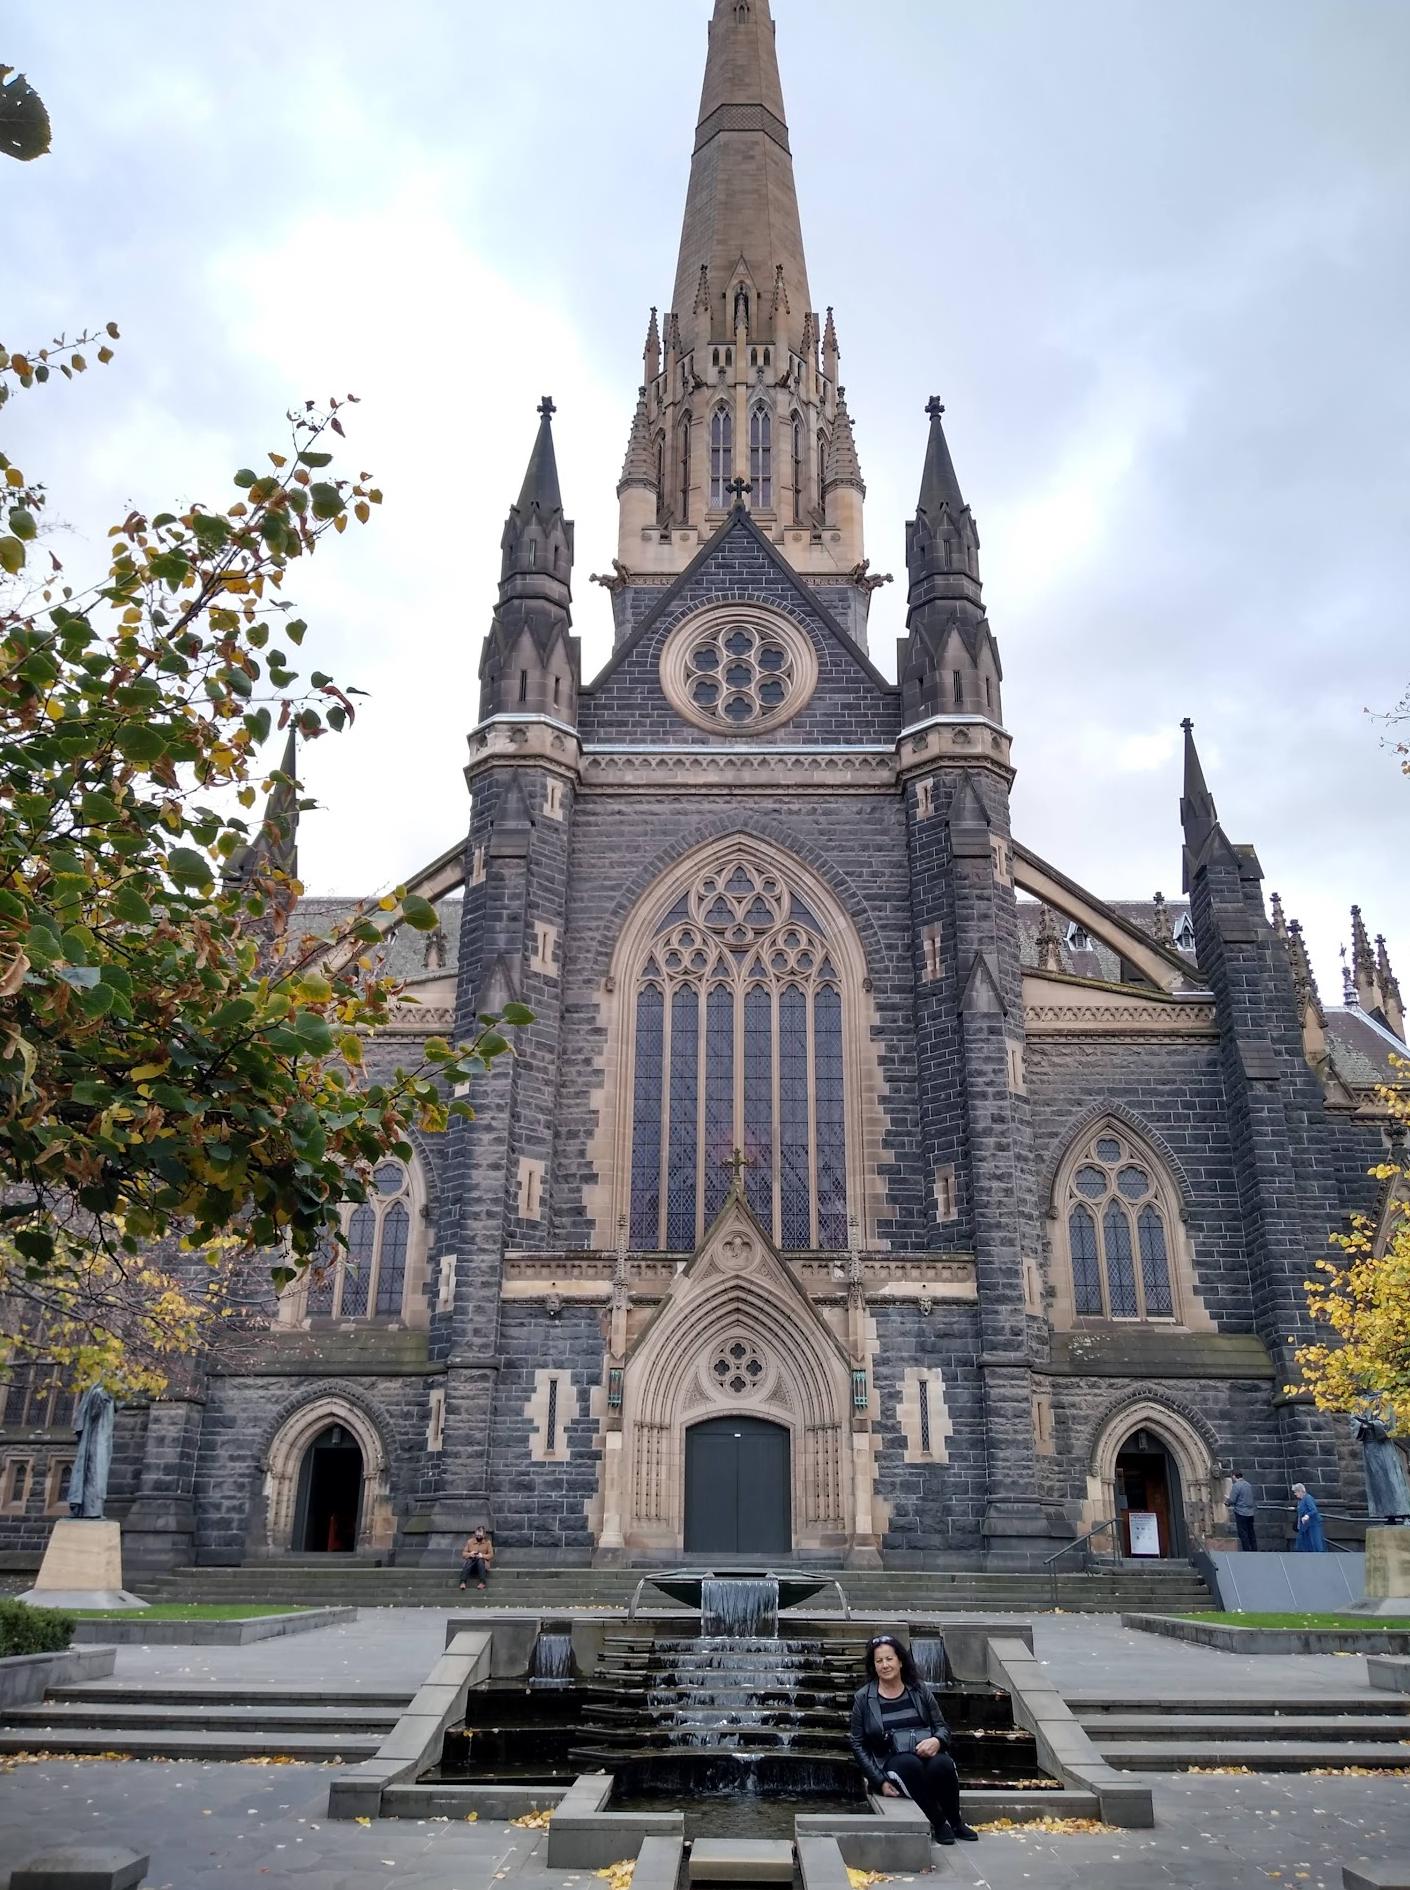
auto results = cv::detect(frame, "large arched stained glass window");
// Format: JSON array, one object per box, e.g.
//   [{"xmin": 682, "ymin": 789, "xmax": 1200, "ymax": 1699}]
[
  {"xmin": 750, "ymin": 405, "xmax": 773, "ymax": 509},
  {"xmin": 1061, "ymin": 1127, "xmax": 1176, "ymax": 1321},
  {"xmin": 627, "ymin": 856, "xmax": 850, "ymax": 1251},
  {"xmin": 303, "ymin": 1159, "xmax": 418, "ymax": 1322}
]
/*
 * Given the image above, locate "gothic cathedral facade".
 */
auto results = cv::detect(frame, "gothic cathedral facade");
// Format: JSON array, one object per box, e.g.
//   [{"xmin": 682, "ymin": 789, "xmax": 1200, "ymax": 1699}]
[{"xmin": 3, "ymin": 0, "xmax": 1405, "ymax": 1571}]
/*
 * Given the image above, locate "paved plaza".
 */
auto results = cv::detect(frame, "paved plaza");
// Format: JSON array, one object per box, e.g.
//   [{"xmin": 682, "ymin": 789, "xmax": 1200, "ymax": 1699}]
[{"xmin": 1, "ymin": 1611, "xmax": 1407, "ymax": 1890}]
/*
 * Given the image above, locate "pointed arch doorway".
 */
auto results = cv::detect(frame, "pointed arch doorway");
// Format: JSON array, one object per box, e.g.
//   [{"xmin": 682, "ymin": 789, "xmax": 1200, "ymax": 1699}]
[
  {"xmin": 292, "ymin": 1423, "xmax": 363, "ymax": 1553},
  {"xmin": 684, "ymin": 1415, "xmax": 791, "ymax": 1555}
]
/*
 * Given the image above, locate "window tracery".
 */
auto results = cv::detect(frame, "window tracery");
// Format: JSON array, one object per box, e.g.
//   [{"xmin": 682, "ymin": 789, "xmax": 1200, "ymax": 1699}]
[
  {"xmin": 750, "ymin": 405, "xmax": 773, "ymax": 508},
  {"xmin": 627, "ymin": 857, "xmax": 850, "ymax": 1252},
  {"xmin": 300, "ymin": 1158, "xmax": 419, "ymax": 1323},
  {"xmin": 710, "ymin": 406, "xmax": 733, "ymax": 508},
  {"xmin": 1060, "ymin": 1128, "xmax": 1176, "ymax": 1321}
]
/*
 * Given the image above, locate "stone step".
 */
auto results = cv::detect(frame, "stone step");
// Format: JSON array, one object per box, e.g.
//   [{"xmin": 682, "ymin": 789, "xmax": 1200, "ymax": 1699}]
[
  {"xmin": 1069, "ymin": 1694, "xmax": 1409, "ymax": 1716},
  {"xmin": 690, "ymin": 1838, "xmax": 796, "ymax": 1883},
  {"xmin": 5, "ymin": 1702, "xmax": 401, "ymax": 1734},
  {"xmin": 1096, "ymin": 1739, "xmax": 1410, "ymax": 1773},
  {"xmin": 0, "ymin": 1727, "xmax": 382, "ymax": 1762},
  {"xmin": 49, "ymin": 1693, "xmax": 412, "ymax": 1723},
  {"xmin": 1079, "ymin": 1713, "xmax": 1410, "ymax": 1741}
]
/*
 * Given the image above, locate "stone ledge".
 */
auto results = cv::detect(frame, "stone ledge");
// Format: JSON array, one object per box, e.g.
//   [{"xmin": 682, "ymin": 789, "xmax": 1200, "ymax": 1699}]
[
  {"xmin": 69, "ymin": 1607, "xmax": 355, "ymax": 1646},
  {"xmin": 1344, "ymin": 1862, "xmax": 1410, "ymax": 1890},
  {"xmin": 1368, "ymin": 1656, "xmax": 1410, "ymax": 1694},
  {"xmin": 1124, "ymin": 1613, "xmax": 1410, "ymax": 1656},
  {"xmin": 0, "ymin": 1644, "xmax": 115, "ymax": 1710},
  {"xmin": 11, "ymin": 1847, "xmax": 148, "ymax": 1890}
]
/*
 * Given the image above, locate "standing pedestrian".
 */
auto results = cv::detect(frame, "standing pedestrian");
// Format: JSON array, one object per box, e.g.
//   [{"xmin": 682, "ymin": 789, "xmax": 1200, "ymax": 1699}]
[
  {"xmin": 1292, "ymin": 1483, "xmax": 1326, "ymax": 1552},
  {"xmin": 1227, "ymin": 1471, "xmax": 1259, "ymax": 1552}
]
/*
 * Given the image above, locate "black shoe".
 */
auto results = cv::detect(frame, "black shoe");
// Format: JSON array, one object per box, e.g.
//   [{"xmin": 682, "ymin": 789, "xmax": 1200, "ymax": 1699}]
[
  {"xmin": 951, "ymin": 1822, "xmax": 980, "ymax": 1842},
  {"xmin": 932, "ymin": 1827, "xmax": 955, "ymax": 1846}
]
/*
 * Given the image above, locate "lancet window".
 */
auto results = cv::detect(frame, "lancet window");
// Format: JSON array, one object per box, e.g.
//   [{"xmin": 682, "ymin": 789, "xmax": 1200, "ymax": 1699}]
[
  {"xmin": 791, "ymin": 415, "xmax": 804, "ymax": 524},
  {"xmin": 1060, "ymin": 1127, "xmax": 1176, "ymax": 1321},
  {"xmin": 750, "ymin": 405, "xmax": 773, "ymax": 509},
  {"xmin": 627, "ymin": 857, "xmax": 850, "ymax": 1251},
  {"xmin": 678, "ymin": 414, "xmax": 692, "ymax": 523},
  {"xmin": 710, "ymin": 407, "xmax": 733, "ymax": 508},
  {"xmin": 302, "ymin": 1158, "xmax": 419, "ymax": 1322}
]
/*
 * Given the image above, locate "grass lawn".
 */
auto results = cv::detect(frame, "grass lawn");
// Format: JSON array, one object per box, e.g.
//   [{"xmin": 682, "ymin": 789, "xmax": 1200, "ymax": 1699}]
[
  {"xmin": 33, "ymin": 1604, "xmax": 310, "ymax": 1621},
  {"xmin": 1183, "ymin": 1611, "xmax": 1410, "ymax": 1630}
]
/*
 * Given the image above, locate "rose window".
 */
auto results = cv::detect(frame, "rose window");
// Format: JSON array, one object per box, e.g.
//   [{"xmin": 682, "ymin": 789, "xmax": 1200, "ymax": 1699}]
[
  {"xmin": 661, "ymin": 605, "xmax": 817, "ymax": 736},
  {"xmin": 711, "ymin": 1337, "xmax": 767, "ymax": 1397}
]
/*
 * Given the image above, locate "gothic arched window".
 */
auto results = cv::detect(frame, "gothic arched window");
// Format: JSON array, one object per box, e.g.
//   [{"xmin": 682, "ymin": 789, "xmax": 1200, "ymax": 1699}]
[
  {"xmin": 300, "ymin": 1159, "xmax": 421, "ymax": 1323},
  {"xmin": 655, "ymin": 432, "xmax": 668, "ymax": 525},
  {"xmin": 791, "ymin": 415, "xmax": 804, "ymax": 524},
  {"xmin": 678, "ymin": 413, "xmax": 693, "ymax": 523},
  {"xmin": 750, "ymin": 405, "xmax": 773, "ymax": 509},
  {"xmin": 626, "ymin": 856, "xmax": 851, "ymax": 1251},
  {"xmin": 1060, "ymin": 1127, "xmax": 1176, "ymax": 1321},
  {"xmin": 817, "ymin": 432, "xmax": 829, "ymax": 509},
  {"xmin": 710, "ymin": 406, "xmax": 733, "ymax": 508}
]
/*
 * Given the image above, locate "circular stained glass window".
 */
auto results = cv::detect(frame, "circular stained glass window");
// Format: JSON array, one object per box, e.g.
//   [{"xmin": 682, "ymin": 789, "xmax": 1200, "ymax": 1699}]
[{"xmin": 661, "ymin": 605, "xmax": 817, "ymax": 736}]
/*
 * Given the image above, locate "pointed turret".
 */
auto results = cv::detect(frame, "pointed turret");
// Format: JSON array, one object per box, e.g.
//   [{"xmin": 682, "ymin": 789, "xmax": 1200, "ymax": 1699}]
[
  {"xmin": 822, "ymin": 306, "xmax": 839, "ymax": 384},
  {"xmin": 899, "ymin": 399, "xmax": 1003, "ymax": 724},
  {"xmin": 1180, "ymin": 719, "xmax": 1237, "ymax": 891},
  {"xmin": 1376, "ymin": 936, "xmax": 1405, "ymax": 1041},
  {"xmin": 1351, "ymin": 905, "xmax": 1379, "ymax": 1012},
  {"xmin": 673, "ymin": 0, "xmax": 811, "ymax": 350},
  {"xmin": 224, "ymin": 726, "xmax": 299, "ymax": 891},
  {"xmin": 644, "ymin": 307, "xmax": 661, "ymax": 383},
  {"xmin": 823, "ymin": 388, "xmax": 864, "ymax": 494},
  {"xmin": 479, "ymin": 398, "xmax": 580, "ymax": 724}
]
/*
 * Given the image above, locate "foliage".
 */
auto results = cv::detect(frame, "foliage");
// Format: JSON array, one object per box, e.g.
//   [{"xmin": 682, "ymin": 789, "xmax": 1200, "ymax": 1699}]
[
  {"xmin": 0, "ymin": 330, "xmax": 531, "ymax": 1311},
  {"xmin": 0, "ymin": 1226, "xmax": 232, "ymax": 1399},
  {"xmin": 0, "ymin": 1598, "xmax": 73, "ymax": 1657},
  {"xmin": 1291, "ymin": 1077, "xmax": 1410, "ymax": 1433},
  {"xmin": 0, "ymin": 68, "xmax": 51, "ymax": 163}
]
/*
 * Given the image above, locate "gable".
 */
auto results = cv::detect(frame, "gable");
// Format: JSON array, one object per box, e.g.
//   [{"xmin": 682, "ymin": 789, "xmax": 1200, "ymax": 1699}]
[{"xmin": 579, "ymin": 511, "xmax": 900, "ymax": 749}]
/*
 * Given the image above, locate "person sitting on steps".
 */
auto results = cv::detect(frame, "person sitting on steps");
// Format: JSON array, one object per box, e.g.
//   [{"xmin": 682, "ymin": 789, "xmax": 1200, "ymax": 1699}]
[
  {"xmin": 458, "ymin": 1526, "xmax": 494, "ymax": 1590},
  {"xmin": 848, "ymin": 1633, "xmax": 979, "ymax": 1847}
]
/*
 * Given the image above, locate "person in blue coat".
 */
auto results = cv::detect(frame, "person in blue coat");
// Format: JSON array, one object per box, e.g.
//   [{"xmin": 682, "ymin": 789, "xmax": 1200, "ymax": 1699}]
[{"xmin": 1292, "ymin": 1483, "xmax": 1326, "ymax": 1552}]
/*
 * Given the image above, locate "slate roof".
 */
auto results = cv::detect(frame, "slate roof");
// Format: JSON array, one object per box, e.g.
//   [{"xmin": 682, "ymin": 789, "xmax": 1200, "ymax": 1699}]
[
  {"xmin": 291, "ymin": 896, "xmax": 462, "ymax": 982},
  {"xmin": 1017, "ymin": 896, "xmax": 1198, "ymax": 984},
  {"xmin": 1323, "ymin": 1006, "xmax": 1408, "ymax": 1087}
]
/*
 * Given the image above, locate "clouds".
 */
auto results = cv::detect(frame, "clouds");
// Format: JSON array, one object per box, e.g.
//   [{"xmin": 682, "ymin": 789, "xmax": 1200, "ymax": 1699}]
[{"xmin": 5, "ymin": 0, "xmax": 1408, "ymax": 991}]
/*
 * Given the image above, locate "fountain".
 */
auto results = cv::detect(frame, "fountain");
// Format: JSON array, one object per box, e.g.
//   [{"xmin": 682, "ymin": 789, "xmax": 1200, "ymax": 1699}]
[{"xmin": 432, "ymin": 1574, "xmax": 1055, "ymax": 1837}]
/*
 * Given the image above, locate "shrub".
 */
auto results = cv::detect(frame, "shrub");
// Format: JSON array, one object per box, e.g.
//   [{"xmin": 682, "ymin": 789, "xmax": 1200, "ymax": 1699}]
[{"xmin": 0, "ymin": 1597, "xmax": 74, "ymax": 1657}]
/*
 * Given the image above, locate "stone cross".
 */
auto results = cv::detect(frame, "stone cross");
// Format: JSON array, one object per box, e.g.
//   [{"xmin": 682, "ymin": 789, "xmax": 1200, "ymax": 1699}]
[{"xmin": 729, "ymin": 476, "xmax": 752, "ymax": 508}]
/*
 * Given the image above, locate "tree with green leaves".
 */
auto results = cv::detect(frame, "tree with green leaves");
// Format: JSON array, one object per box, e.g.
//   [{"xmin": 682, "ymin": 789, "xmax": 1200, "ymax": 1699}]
[
  {"xmin": 0, "ymin": 67, "xmax": 50, "ymax": 162},
  {"xmin": 0, "ymin": 330, "xmax": 527, "ymax": 1377}
]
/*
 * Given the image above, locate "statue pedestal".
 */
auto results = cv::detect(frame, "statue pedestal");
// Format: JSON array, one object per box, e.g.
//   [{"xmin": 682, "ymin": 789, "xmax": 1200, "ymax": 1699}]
[
  {"xmin": 18, "ymin": 1519, "xmax": 149, "ymax": 1611},
  {"xmin": 1353, "ymin": 1524, "xmax": 1410, "ymax": 1617}
]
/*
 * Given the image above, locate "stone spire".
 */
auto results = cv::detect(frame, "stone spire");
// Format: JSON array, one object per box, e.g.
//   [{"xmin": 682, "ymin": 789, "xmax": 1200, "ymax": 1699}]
[
  {"xmin": 1180, "ymin": 719, "xmax": 1237, "ymax": 892},
  {"xmin": 618, "ymin": 386, "xmax": 656, "ymax": 496},
  {"xmin": 1350, "ymin": 905, "xmax": 1378, "ymax": 1011},
  {"xmin": 823, "ymin": 388, "xmax": 864, "ymax": 495},
  {"xmin": 1376, "ymin": 935, "xmax": 1406, "ymax": 1042},
  {"xmin": 224, "ymin": 725, "xmax": 299, "ymax": 891},
  {"xmin": 899, "ymin": 399, "xmax": 1002, "ymax": 724},
  {"xmin": 643, "ymin": 307, "xmax": 661, "ymax": 382},
  {"xmin": 479, "ymin": 398, "xmax": 579, "ymax": 724},
  {"xmin": 672, "ymin": 0, "xmax": 812, "ymax": 352}
]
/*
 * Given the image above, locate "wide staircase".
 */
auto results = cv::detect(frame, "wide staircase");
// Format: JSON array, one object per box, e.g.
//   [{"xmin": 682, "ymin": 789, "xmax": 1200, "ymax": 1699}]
[
  {"xmin": 136, "ymin": 1559, "xmax": 1211, "ymax": 1614},
  {"xmin": 0, "ymin": 1679, "xmax": 413, "ymax": 1763},
  {"xmin": 1072, "ymin": 1691, "xmax": 1410, "ymax": 1773}
]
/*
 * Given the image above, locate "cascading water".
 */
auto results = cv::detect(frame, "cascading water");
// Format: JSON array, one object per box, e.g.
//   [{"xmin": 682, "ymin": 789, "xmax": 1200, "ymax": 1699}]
[
  {"xmin": 529, "ymin": 1631, "xmax": 574, "ymax": 1689},
  {"xmin": 910, "ymin": 1636, "xmax": 949, "ymax": 1686},
  {"xmin": 700, "ymin": 1576, "xmax": 779, "ymax": 1638}
]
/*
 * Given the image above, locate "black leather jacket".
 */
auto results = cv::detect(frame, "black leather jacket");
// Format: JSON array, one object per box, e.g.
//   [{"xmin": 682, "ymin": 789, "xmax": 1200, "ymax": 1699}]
[{"xmin": 848, "ymin": 1680, "xmax": 951, "ymax": 1787}]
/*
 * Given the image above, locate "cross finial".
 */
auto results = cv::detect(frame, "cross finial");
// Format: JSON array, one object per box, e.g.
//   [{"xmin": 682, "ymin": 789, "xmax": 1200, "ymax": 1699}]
[
  {"xmin": 729, "ymin": 475, "xmax": 752, "ymax": 507},
  {"xmin": 538, "ymin": 396, "xmax": 557, "ymax": 420},
  {"xmin": 724, "ymin": 1147, "xmax": 752, "ymax": 1188},
  {"xmin": 926, "ymin": 396, "xmax": 945, "ymax": 419},
  {"xmin": 1181, "ymin": 717, "xmax": 1194, "ymax": 735}
]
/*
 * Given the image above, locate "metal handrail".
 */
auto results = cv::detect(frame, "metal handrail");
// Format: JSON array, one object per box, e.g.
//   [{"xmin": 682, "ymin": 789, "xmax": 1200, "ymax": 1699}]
[{"xmin": 1043, "ymin": 1518, "xmax": 1121, "ymax": 1608}]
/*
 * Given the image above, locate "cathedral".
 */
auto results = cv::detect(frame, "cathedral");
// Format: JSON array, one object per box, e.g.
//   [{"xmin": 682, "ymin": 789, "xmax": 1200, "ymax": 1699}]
[{"xmin": 3, "ymin": 0, "xmax": 1405, "ymax": 1573}]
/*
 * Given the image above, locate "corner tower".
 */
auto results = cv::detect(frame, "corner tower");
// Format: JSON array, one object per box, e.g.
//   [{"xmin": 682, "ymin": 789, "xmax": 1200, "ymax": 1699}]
[{"xmin": 610, "ymin": 0, "xmax": 874, "ymax": 646}]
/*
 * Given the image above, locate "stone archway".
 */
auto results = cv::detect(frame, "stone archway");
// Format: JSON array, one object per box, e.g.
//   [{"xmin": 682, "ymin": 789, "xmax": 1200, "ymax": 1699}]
[
  {"xmin": 263, "ymin": 1394, "xmax": 395, "ymax": 1554},
  {"xmin": 1086, "ymin": 1397, "xmax": 1219, "ymax": 1553},
  {"xmin": 605, "ymin": 1194, "xmax": 860, "ymax": 1559}
]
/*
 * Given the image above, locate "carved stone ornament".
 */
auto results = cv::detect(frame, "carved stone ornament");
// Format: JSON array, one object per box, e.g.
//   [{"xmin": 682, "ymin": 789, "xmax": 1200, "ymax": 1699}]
[
  {"xmin": 717, "ymin": 1233, "xmax": 755, "ymax": 1275},
  {"xmin": 660, "ymin": 603, "xmax": 818, "ymax": 736}
]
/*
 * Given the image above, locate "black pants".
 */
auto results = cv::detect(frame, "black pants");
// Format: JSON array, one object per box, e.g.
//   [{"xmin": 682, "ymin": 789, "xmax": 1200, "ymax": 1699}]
[
  {"xmin": 1234, "ymin": 1515, "xmax": 1258, "ymax": 1552},
  {"xmin": 460, "ymin": 1555, "xmax": 489, "ymax": 1584},
  {"xmin": 886, "ymin": 1751, "xmax": 961, "ymax": 1835}
]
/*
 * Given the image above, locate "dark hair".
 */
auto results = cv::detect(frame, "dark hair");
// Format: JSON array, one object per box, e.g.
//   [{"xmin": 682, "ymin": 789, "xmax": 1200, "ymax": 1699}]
[{"xmin": 863, "ymin": 1634, "xmax": 919, "ymax": 1687}]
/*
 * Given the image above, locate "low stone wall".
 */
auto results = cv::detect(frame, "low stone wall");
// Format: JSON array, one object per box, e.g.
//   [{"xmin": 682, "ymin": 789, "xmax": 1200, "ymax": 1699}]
[
  {"xmin": 1124, "ymin": 1613, "xmax": 1410, "ymax": 1656},
  {"xmin": 1366, "ymin": 1656, "xmax": 1410, "ymax": 1693},
  {"xmin": 986, "ymin": 1634, "xmax": 1154, "ymax": 1828},
  {"xmin": 0, "ymin": 1644, "xmax": 116, "ymax": 1708},
  {"xmin": 70, "ymin": 1607, "xmax": 355, "ymax": 1646},
  {"xmin": 328, "ymin": 1628, "xmax": 492, "ymax": 1820}
]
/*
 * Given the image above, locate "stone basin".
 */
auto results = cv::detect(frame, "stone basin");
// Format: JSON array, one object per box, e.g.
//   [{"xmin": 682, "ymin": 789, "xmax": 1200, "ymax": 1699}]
[{"xmin": 647, "ymin": 1571, "xmax": 832, "ymax": 1613}]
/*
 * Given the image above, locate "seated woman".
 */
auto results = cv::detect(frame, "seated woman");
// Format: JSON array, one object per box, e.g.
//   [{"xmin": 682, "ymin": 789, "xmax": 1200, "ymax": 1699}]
[{"xmin": 848, "ymin": 1634, "xmax": 978, "ymax": 1846}]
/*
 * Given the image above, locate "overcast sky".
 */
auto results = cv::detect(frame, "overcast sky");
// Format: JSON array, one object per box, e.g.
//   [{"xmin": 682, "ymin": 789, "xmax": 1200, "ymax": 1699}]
[{"xmin": 6, "ymin": 0, "xmax": 1409, "ymax": 996}]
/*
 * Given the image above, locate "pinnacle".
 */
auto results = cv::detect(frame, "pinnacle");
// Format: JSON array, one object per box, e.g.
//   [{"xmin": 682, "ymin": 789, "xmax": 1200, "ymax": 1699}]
[
  {"xmin": 824, "ymin": 388, "xmax": 864, "ymax": 493},
  {"xmin": 515, "ymin": 396, "xmax": 562, "ymax": 515},
  {"xmin": 917, "ymin": 394, "xmax": 968, "ymax": 521},
  {"xmin": 618, "ymin": 386, "xmax": 655, "ymax": 493}
]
